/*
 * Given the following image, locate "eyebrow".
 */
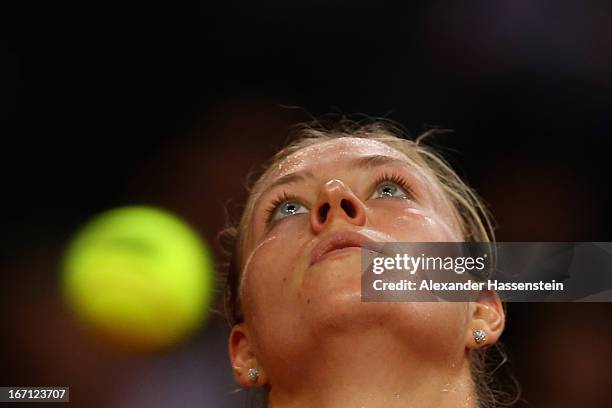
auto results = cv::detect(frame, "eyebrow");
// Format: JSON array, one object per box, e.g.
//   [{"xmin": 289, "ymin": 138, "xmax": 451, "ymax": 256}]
[
  {"xmin": 354, "ymin": 154, "xmax": 411, "ymax": 169},
  {"xmin": 254, "ymin": 154, "xmax": 414, "ymax": 209}
]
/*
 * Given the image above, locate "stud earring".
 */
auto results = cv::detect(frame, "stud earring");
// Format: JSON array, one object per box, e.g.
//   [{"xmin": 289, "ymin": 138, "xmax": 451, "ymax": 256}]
[
  {"xmin": 247, "ymin": 367, "xmax": 260, "ymax": 383},
  {"xmin": 473, "ymin": 329, "xmax": 487, "ymax": 344}
]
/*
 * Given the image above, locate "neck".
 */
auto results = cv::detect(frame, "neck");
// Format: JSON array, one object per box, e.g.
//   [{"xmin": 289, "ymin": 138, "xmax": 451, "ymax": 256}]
[{"xmin": 266, "ymin": 326, "xmax": 476, "ymax": 408}]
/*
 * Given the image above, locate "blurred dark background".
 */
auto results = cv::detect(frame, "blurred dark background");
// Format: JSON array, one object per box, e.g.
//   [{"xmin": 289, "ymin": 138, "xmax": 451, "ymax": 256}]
[{"xmin": 1, "ymin": 1, "xmax": 611, "ymax": 407}]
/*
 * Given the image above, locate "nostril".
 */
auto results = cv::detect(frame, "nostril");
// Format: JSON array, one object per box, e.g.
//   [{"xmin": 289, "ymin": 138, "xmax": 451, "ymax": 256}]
[
  {"xmin": 318, "ymin": 203, "xmax": 330, "ymax": 223},
  {"xmin": 340, "ymin": 199, "xmax": 357, "ymax": 218}
]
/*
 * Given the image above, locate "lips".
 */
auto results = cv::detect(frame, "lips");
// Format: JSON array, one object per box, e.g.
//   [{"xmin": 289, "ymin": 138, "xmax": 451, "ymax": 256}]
[{"xmin": 310, "ymin": 230, "xmax": 384, "ymax": 266}]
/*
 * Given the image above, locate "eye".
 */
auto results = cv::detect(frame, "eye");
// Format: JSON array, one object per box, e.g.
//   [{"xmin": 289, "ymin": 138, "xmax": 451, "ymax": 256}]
[
  {"xmin": 372, "ymin": 182, "xmax": 406, "ymax": 199},
  {"xmin": 265, "ymin": 192, "xmax": 309, "ymax": 225},
  {"xmin": 371, "ymin": 173, "xmax": 414, "ymax": 200}
]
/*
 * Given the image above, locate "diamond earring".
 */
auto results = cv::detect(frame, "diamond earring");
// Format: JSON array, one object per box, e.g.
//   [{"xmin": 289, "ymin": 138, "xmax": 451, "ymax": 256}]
[
  {"xmin": 247, "ymin": 367, "xmax": 260, "ymax": 383},
  {"xmin": 473, "ymin": 329, "xmax": 487, "ymax": 344}
]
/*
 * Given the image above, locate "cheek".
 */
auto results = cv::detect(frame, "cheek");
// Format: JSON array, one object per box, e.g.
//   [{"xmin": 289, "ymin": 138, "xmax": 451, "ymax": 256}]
[
  {"xmin": 370, "ymin": 204, "xmax": 467, "ymax": 353},
  {"xmin": 373, "ymin": 202, "xmax": 459, "ymax": 242},
  {"xmin": 241, "ymin": 228, "xmax": 319, "ymax": 371},
  {"xmin": 241, "ymin": 222, "xmax": 309, "ymax": 338}
]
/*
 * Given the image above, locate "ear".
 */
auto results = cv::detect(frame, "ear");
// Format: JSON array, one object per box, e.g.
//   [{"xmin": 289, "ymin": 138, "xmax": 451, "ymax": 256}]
[
  {"xmin": 228, "ymin": 323, "xmax": 268, "ymax": 387},
  {"xmin": 466, "ymin": 290, "xmax": 505, "ymax": 349}
]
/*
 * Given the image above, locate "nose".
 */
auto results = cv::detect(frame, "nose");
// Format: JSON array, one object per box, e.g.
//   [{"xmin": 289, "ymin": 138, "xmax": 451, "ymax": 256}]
[{"xmin": 310, "ymin": 179, "xmax": 367, "ymax": 234}]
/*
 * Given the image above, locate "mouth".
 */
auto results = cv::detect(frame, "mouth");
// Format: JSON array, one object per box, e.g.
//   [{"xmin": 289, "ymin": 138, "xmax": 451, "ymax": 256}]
[{"xmin": 310, "ymin": 230, "xmax": 385, "ymax": 266}]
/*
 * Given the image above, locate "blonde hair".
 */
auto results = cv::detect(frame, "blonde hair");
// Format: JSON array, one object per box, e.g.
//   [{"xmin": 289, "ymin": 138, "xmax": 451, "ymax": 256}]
[{"xmin": 218, "ymin": 119, "xmax": 518, "ymax": 407}]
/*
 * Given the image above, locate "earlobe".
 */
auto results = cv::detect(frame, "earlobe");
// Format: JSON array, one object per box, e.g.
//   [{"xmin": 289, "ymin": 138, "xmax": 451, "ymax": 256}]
[
  {"xmin": 467, "ymin": 290, "xmax": 505, "ymax": 348},
  {"xmin": 228, "ymin": 323, "xmax": 267, "ymax": 387}
]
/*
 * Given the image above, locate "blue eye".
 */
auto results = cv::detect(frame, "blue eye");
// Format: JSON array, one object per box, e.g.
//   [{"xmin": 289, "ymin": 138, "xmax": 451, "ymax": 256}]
[
  {"xmin": 269, "ymin": 201, "xmax": 308, "ymax": 223},
  {"xmin": 265, "ymin": 193, "xmax": 309, "ymax": 225},
  {"xmin": 372, "ymin": 182, "xmax": 409, "ymax": 199},
  {"xmin": 371, "ymin": 173, "xmax": 414, "ymax": 200}
]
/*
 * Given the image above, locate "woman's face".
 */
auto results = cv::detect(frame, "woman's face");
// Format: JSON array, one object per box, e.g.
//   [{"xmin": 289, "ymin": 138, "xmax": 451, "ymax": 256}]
[{"xmin": 240, "ymin": 138, "xmax": 471, "ymax": 374}]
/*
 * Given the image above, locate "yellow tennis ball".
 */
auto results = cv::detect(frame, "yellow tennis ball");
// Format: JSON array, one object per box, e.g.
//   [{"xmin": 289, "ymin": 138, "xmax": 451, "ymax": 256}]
[{"xmin": 61, "ymin": 206, "xmax": 215, "ymax": 352}]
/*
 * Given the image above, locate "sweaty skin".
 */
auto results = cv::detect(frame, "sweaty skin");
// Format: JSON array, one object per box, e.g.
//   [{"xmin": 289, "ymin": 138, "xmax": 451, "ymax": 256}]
[{"xmin": 231, "ymin": 138, "xmax": 504, "ymax": 408}]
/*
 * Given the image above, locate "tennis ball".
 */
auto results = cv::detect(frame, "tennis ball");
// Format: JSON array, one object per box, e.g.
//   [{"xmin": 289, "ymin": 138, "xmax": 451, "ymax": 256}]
[{"xmin": 61, "ymin": 206, "xmax": 215, "ymax": 352}]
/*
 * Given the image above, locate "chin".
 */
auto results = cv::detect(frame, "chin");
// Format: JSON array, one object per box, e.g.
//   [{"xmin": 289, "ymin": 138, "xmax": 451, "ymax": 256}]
[
  {"xmin": 299, "ymin": 256, "xmax": 414, "ymax": 333},
  {"xmin": 303, "ymin": 288, "xmax": 399, "ymax": 334}
]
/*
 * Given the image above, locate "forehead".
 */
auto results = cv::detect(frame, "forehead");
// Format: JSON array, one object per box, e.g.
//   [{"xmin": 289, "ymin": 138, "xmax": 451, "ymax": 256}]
[{"xmin": 267, "ymin": 137, "xmax": 410, "ymax": 181}]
